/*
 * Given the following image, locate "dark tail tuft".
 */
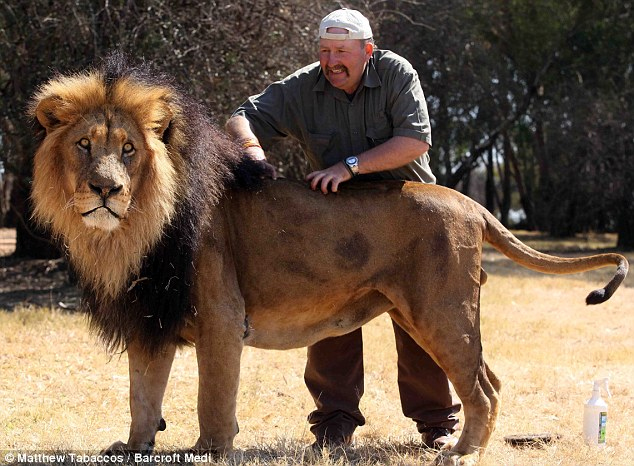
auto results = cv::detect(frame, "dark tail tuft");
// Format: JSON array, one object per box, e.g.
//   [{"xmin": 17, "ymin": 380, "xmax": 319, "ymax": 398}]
[{"xmin": 586, "ymin": 289, "xmax": 608, "ymax": 305}]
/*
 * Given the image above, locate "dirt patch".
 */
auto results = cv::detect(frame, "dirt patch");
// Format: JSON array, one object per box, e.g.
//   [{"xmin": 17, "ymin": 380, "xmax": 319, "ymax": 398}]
[{"xmin": 0, "ymin": 228, "xmax": 80, "ymax": 311}]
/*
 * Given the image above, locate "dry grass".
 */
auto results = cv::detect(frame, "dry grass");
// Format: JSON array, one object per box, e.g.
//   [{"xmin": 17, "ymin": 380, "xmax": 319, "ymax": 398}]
[{"xmin": 1, "ymin": 233, "xmax": 633, "ymax": 465}]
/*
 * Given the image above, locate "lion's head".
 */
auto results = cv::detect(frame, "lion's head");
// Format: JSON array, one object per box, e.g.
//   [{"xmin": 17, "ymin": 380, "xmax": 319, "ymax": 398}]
[
  {"xmin": 31, "ymin": 57, "xmax": 185, "ymax": 297},
  {"xmin": 30, "ymin": 53, "xmax": 255, "ymax": 353}
]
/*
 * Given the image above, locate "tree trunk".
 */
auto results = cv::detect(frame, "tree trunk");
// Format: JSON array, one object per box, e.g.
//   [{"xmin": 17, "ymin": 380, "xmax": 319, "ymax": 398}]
[
  {"xmin": 1, "ymin": 172, "xmax": 15, "ymax": 227},
  {"xmin": 10, "ymin": 179, "xmax": 60, "ymax": 259},
  {"xmin": 499, "ymin": 133, "xmax": 512, "ymax": 227},
  {"xmin": 505, "ymin": 143, "xmax": 536, "ymax": 230},
  {"xmin": 460, "ymin": 169, "xmax": 471, "ymax": 197},
  {"xmin": 485, "ymin": 148, "xmax": 495, "ymax": 213},
  {"xmin": 617, "ymin": 197, "xmax": 634, "ymax": 250}
]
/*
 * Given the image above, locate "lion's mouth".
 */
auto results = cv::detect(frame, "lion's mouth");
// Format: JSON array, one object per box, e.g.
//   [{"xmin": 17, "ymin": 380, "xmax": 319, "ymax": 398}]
[
  {"xmin": 80, "ymin": 204, "xmax": 124, "ymax": 232},
  {"xmin": 82, "ymin": 205, "xmax": 121, "ymax": 219}
]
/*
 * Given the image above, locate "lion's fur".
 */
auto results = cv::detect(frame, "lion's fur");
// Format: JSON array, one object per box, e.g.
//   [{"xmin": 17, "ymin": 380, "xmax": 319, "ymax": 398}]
[
  {"xmin": 30, "ymin": 53, "xmax": 628, "ymax": 464},
  {"xmin": 30, "ymin": 52, "xmax": 261, "ymax": 354}
]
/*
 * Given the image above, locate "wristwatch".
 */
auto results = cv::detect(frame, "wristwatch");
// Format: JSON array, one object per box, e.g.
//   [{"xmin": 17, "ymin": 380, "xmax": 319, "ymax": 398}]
[{"xmin": 344, "ymin": 156, "xmax": 360, "ymax": 176}]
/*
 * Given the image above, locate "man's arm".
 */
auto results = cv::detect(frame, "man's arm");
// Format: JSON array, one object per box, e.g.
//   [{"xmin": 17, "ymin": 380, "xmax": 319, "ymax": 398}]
[
  {"xmin": 225, "ymin": 115, "xmax": 277, "ymax": 177},
  {"xmin": 306, "ymin": 136, "xmax": 430, "ymax": 194}
]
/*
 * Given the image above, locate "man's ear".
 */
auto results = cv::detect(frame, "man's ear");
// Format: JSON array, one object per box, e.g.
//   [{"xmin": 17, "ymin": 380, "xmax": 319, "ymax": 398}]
[
  {"xmin": 365, "ymin": 41, "xmax": 374, "ymax": 58},
  {"xmin": 34, "ymin": 96, "xmax": 64, "ymax": 134}
]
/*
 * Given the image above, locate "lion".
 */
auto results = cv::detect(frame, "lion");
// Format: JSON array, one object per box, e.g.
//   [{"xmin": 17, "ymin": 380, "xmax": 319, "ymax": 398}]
[{"xmin": 29, "ymin": 53, "xmax": 628, "ymax": 466}]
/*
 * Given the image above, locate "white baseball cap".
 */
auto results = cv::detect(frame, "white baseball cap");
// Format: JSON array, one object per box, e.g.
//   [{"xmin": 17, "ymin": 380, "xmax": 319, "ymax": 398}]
[{"xmin": 318, "ymin": 9, "xmax": 373, "ymax": 40}]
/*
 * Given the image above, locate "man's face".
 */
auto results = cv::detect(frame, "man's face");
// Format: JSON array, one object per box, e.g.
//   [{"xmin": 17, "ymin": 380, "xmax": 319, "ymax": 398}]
[{"xmin": 319, "ymin": 29, "xmax": 373, "ymax": 95}]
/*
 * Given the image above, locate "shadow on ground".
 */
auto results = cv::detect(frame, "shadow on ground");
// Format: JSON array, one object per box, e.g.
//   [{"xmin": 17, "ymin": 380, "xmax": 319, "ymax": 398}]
[
  {"xmin": 28, "ymin": 440, "xmax": 436, "ymax": 465},
  {"xmin": 0, "ymin": 255, "xmax": 80, "ymax": 311}
]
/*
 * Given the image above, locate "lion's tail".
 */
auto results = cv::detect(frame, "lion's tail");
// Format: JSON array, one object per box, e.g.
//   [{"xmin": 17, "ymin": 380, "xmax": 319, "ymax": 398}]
[{"xmin": 481, "ymin": 207, "xmax": 628, "ymax": 305}]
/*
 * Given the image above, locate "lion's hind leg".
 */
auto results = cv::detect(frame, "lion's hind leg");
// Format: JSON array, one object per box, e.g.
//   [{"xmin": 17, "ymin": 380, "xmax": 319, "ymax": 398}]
[
  {"xmin": 433, "ymin": 357, "xmax": 501, "ymax": 466},
  {"xmin": 422, "ymin": 340, "xmax": 500, "ymax": 466},
  {"xmin": 391, "ymin": 297, "xmax": 500, "ymax": 465},
  {"xmin": 102, "ymin": 340, "xmax": 176, "ymax": 454}
]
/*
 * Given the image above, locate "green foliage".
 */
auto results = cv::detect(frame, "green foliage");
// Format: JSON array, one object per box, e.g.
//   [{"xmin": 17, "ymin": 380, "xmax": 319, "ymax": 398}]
[{"xmin": 1, "ymin": 0, "xmax": 633, "ymax": 251}]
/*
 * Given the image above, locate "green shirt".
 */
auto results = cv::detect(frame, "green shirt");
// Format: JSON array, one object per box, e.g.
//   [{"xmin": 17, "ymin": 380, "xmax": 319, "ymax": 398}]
[{"xmin": 234, "ymin": 49, "xmax": 435, "ymax": 183}]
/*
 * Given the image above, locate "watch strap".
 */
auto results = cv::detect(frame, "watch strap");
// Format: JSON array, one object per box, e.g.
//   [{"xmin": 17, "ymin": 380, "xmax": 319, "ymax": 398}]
[
  {"xmin": 343, "ymin": 160, "xmax": 355, "ymax": 177},
  {"xmin": 344, "ymin": 157, "xmax": 359, "ymax": 176}
]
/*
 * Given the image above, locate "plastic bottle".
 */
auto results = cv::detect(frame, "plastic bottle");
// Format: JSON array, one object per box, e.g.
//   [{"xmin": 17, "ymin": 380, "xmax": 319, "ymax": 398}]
[{"xmin": 583, "ymin": 378, "xmax": 611, "ymax": 446}]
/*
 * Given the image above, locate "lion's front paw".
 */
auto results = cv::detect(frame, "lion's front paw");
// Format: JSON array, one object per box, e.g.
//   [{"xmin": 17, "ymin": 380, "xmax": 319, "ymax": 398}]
[
  {"xmin": 432, "ymin": 450, "xmax": 480, "ymax": 466},
  {"xmin": 100, "ymin": 441, "xmax": 128, "ymax": 455},
  {"xmin": 193, "ymin": 438, "xmax": 232, "ymax": 455},
  {"xmin": 100, "ymin": 440, "xmax": 155, "ymax": 456}
]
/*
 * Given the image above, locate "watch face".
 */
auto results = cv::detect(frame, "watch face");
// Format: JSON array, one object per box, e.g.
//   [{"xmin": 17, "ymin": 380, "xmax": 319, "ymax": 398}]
[{"xmin": 345, "ymin": 156, "xmax": 359, "ymax": 176}]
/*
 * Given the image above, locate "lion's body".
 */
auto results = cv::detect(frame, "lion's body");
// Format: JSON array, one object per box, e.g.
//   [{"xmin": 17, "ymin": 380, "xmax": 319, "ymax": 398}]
[
  {"xmin": 30, "ymin": 54, "xmax": 628, "ymax": 466},
  {"xmin": 219, "ymin": 180, "xmax": 483, "ymax": 350}
]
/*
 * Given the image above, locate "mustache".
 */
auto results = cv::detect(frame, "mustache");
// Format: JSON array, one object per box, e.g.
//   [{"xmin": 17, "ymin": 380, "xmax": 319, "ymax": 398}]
[{"xmin": 326, "ymin": 65, "xmax": 349, "ymax": 75}]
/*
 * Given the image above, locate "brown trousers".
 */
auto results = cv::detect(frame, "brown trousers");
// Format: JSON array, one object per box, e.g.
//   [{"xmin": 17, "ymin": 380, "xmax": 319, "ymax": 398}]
[{"xmin": 305, "ymin": 320, "xmax": 461, "ymax": 440}]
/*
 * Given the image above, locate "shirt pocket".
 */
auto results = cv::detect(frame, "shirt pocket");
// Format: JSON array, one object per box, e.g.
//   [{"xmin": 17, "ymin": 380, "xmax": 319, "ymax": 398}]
[
  {"xmin": 366, "ymin": 112, "xmax": 393, "ymax": 147},
  {"xmin": 307, "ymin": 132, "xmax": 335, "ymax": 168}
]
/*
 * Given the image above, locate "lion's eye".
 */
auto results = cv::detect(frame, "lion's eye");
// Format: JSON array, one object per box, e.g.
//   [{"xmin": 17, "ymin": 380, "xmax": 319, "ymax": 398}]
[
  {"xmin": 122, "ymin": 142, "xmax": 135, "ymax": 155},
  {"xmin": 77, "ymin": 138, "xmax": 91, "ymax": 150}
]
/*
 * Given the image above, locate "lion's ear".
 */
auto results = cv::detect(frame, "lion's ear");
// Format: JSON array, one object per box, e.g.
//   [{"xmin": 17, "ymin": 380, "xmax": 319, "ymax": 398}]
[
  {"xmin": 148, "ymin": 100, "xmax": 174, "ymax": 142},
  {"xmin": 34, "ymin": 95, "xmax": 65, "ymax": 134}
]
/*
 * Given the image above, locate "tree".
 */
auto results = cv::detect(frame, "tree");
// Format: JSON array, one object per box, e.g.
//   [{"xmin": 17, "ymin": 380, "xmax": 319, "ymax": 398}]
[
  {"xmin": 378, "ymin": 0, "xmax": 633, "ymax": 245},
  {"xmin": 2, "ymin": 0, "xmax": 633, "ymax": 254}
]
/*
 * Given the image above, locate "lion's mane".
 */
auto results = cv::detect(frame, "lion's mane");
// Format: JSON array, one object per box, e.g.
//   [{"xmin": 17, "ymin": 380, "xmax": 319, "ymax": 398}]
[{"xmin": 30, "ymin": 52, "xmax": 263, "ymax": 355}]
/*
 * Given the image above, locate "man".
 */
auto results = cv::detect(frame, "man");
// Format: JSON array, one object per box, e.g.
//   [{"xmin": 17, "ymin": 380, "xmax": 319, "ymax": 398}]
[{"xmin": 225, "ymin": 8, "xmax": 460, "ymax": 451}]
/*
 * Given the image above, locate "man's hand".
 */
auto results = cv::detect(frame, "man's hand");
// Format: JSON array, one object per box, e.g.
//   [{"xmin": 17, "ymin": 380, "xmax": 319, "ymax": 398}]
[
  {"xmin": 243, "ymin": 146, "xmax": 278, "ymax": 179},
  {"xmin": 305, "ymin": 137, "xmax": 430, "ymax": 193},
  {"xmin": 225, "ymin": 115, "xmax": 277, "ymax": 179},
  {"xmin": 306, "ymin": 162, "xmax": 352, "ymax": 194}
]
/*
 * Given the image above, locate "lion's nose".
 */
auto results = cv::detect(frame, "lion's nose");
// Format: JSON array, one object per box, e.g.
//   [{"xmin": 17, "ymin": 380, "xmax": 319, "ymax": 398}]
[{"xmin": 89, "ymin": 183, "xmax": 123, "ymax": 199}]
